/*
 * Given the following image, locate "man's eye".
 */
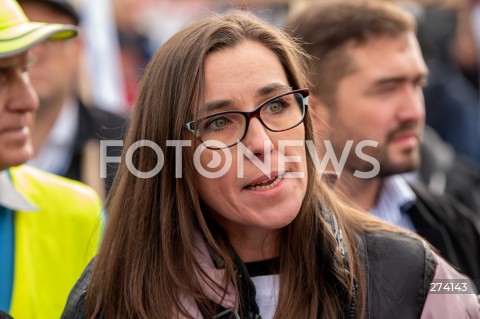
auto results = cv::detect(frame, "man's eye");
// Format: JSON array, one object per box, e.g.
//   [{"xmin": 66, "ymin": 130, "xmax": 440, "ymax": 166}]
[
  {"xmin": 0, "ymin": 70, "xmax": 8, "ymax": 87},
  {"xmin": 26, "ymin": 56, "xmax": 36, "ymax": 70},
  {"xmin": 377, "ymin": 84, "xmax": 397, "ymax": 93},
  {"xmin": 416, "ymin": 78, "xmax": 428, "ymax": 88}
]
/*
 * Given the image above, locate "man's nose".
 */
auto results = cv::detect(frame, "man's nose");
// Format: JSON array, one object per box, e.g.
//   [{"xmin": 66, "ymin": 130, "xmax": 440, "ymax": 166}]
[
  {"xmin": 6, "ymin": 69, "xmax": 39, "ymax": 113},
  {"xmin": 397, "ymin": 84, "xmax": 425, "ymax": 123}
]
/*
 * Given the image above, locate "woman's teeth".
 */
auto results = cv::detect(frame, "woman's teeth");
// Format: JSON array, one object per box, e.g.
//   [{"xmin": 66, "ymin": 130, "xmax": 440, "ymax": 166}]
[{"xmin": 246, "ymin": 176, "xmax": 282, "ymax": 191}]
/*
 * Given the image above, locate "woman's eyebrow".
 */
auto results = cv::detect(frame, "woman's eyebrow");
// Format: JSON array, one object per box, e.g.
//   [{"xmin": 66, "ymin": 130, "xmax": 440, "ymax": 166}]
[
  {"xmin": 203, "ymin": 83, "xmax": 292, "ymax": 113},
  {"xmin": 255, "ymin": 83, "xmax": 292, "ymax": 98},
  {"xmin": 204, "ymin": 99, "xmax": 233, "ymax": 113}
]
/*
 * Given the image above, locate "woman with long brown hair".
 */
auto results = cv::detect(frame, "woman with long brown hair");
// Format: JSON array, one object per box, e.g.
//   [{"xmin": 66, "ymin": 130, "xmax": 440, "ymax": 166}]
[{"xmin": 62, "ymin": 10, "xmax": 478, "ymax": 319}]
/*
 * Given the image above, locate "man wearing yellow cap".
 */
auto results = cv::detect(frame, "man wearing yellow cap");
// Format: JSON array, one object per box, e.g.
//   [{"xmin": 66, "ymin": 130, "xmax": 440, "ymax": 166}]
[{"xmin": 0, "ymin": 0, "xmax": 103, "ymax": 317}]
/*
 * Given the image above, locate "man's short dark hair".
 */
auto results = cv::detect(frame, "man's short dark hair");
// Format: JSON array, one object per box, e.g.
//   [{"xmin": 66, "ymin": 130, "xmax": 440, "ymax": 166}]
[{"xmin": 285, "ymin": 0, "xmax": 415, "ymax": 105}]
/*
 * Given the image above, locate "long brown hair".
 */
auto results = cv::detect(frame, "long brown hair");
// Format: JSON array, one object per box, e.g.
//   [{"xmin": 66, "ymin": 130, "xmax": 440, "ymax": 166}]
[{"xmin": 87, "ymin": 11, "xmax": 376, "ymax": 318}]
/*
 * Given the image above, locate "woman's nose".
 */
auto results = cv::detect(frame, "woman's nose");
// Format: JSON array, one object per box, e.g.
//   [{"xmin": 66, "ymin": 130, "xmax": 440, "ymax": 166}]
[{"xmin": 241, "ymin": 118, "xmax": 274, "ymax": 159}]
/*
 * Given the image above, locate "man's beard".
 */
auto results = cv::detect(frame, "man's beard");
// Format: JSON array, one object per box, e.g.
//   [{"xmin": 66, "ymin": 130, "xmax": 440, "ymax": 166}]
[
  {"xmin": 342, "ymin": 122, "xmax": 422, "ymax": 178},
  {"xmin": 373, "ymin": 122, "xmax": 421, "ymax": 177}
]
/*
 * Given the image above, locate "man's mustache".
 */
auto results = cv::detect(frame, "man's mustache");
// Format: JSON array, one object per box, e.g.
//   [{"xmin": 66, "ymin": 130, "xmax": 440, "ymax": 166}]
[{"xmin": 386, "ymin": 121, "xmax": 420, "ymax": 142}]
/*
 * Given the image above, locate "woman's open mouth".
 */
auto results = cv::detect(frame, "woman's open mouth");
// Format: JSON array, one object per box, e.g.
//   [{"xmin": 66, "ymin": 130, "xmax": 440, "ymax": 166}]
[{"xmin": 245, "ymin": 175, "xmax": 282, "ymax": 191}]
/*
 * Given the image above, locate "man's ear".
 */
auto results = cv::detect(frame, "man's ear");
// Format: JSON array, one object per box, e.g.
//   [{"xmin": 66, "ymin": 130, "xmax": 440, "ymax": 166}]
[{"xmin": 309, "ymin": 94, "xmax": 330, "ymax": 136}]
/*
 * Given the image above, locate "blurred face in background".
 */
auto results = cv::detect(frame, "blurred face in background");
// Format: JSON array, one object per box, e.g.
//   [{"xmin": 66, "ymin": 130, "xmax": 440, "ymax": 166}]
[
  {"xmin": 321, "ymin": 33, "xmax": 428, "ymax": 177},
  {"xmin": 19, "ymin": 1, "xmax": 80, "ymax": 112},
  {"xmin": 0, "ymin": 53, "xmax": 38, "ymax": 170}
]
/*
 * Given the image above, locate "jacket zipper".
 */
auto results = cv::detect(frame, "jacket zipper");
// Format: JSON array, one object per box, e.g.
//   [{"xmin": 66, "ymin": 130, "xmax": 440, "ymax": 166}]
[{"xmin": 236, "ymin": 270, "xmax": 248, "ymax": 319}]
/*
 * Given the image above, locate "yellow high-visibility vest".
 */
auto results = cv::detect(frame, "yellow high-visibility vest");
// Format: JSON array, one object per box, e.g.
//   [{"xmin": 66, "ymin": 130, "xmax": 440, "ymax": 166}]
[{"xmin": 8, "ymin": 165, "xmax": 103, "ymax": 319}]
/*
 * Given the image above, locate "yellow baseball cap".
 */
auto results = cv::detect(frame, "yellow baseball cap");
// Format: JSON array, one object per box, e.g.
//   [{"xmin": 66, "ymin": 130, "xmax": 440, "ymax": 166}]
[{"xmin": 0, "ymin": 0, "xmax": 79, "ymax": 58}]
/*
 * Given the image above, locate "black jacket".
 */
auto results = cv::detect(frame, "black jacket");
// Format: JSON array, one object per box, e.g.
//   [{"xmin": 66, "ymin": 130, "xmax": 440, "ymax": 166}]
[
  {"xmin": 63, "ymin": 100, "xmax": 127, "ymax": 195},
  {"xmin": 226, "ymin": 230, "xmax": 436, "ymax": 319},
  {"xmin": 60, "ymin": 231, "xmax": 436, "ymax": 319},
  {"xmin": 407, "ymin": 181, "xmax": 480, "ymax": 289},
  {"xmin": 420, "ymin": 126, "xmax": 480, "ymax": 216}
]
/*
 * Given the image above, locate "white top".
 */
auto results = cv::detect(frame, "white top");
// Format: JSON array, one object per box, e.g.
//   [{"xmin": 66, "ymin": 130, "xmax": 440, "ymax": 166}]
[
  {"xmin": 251, "ymin": 274, "xmax": 279, "ymax": 319},
  {"xmin": 0, "ymin": 170, "xmax": 37, "ymax": 211}
]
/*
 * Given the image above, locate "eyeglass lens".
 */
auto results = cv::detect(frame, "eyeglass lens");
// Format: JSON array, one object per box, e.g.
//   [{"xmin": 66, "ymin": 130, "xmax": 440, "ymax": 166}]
[{"xmin": 198, "ymin": 91, "xmax": 305, "ymax": 148}]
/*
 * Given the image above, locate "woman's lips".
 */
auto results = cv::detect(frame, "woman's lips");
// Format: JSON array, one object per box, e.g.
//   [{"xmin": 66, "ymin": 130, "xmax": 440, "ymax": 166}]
[{"xmin": 244, "ymin": 175, "xmax": 282, "ymax": 191}]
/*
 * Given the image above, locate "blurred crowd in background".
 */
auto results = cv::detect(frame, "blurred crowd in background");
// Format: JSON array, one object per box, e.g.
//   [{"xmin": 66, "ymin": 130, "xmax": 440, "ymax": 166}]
[
  {"xmin": 74, "ymin": 0, "xmax": 293, "ymax": 112},
  {"xmin": 75, "ymin": 0, "xmax": 480, "ymax": 165},
  {"xmin": 2, "ymin": 0, "xmax": 479, "ymax": 317}
]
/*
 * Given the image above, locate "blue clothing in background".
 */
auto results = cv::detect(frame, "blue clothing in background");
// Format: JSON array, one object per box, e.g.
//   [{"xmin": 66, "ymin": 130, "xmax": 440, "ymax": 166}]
[{"xmin": 0, "ymin": 205, "xmax": 14, "ymax": 312}]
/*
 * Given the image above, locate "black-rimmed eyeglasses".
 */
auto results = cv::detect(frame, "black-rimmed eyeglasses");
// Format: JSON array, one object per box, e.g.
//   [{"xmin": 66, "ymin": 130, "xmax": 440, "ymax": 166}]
[{"xmin": 185, "ymin": 89, "xmax": 309, "ymax": 150}]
